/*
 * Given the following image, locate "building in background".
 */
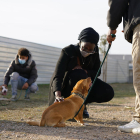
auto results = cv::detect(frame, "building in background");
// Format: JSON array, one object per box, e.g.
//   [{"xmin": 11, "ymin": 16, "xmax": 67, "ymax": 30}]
[
  {"xmin": 0, "ymin": 36, "xmax": 133, "ymax": 84},
  {"xmin": 0, "ymin": 36, "xmax": 61, "ymax": 85},
  {"xmin": 99, "ymin": 54, "xmax": 133, "ymax": 83}
]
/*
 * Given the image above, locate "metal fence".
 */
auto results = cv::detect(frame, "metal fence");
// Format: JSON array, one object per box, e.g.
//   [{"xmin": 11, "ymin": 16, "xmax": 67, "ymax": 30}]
[
  {"xmin": 0, "ymin": 36, "xmax": 61, "ymax": 85},
  {"xmin": 0, "ymin": 36, "xmax": 132, "ymax": 85},
  {"xmin": 99, "ymin": 56, "xmax": 130, "ymax": 83}
]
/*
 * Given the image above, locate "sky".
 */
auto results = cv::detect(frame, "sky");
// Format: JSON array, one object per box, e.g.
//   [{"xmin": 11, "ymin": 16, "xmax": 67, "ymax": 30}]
[{"xmin": 0, "ymin": 0, "xmax": 132, "ymax": 54}]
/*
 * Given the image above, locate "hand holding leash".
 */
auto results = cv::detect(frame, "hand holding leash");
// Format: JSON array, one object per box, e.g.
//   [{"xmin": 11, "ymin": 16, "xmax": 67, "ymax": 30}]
[
  {"xmin": 107, "ymin": 29, "xmax": 116, "ymax": 44},
  {"xmin": 22, "ymin": 83, "xmax": 29, "ymax": 89}
]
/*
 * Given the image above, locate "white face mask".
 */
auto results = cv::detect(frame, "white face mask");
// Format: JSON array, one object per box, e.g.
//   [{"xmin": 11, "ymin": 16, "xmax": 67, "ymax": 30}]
[{"xmin": 80, "ymin": 48, "xmax": 93, "ymax": 57}]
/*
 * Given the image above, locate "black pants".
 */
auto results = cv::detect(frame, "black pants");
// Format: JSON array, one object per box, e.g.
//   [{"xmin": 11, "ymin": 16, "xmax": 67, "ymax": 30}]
[{"xmin": 61, "ymin": 69, "xmax": 114, "ymax": 105}]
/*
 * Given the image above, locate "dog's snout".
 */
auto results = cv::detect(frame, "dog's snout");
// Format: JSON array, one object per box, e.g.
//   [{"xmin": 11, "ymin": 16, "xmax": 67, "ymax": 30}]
[{"xmin": 87, "ymin": 77, "xmax": 91, "ymax": 82}]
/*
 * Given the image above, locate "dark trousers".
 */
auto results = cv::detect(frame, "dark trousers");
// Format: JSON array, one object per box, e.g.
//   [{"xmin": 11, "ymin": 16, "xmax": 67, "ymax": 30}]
[{"xmin": 61, "ymin": 69, "xmax": 114, "ymax": 105}]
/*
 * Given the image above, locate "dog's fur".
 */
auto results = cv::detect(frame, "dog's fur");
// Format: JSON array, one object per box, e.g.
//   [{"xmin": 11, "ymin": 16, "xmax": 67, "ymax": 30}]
[
  {"xmin": 0, "ymin": 86, "xmax": 9, "ymax": 101},
  {"xmin": 27, "ymin": 77, "xmax": 92, "ymax": 127}
]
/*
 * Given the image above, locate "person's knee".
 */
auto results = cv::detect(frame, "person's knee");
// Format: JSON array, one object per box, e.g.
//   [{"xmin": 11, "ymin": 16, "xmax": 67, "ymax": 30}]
[
  {"xmin": 11, "ymin": 72, "xmax": 19, "ymax": 80},
  {"xmin": 106, "ymin": 86, "xmax": 114, "ymax": 102},
  {"xmin": 30, "ymin": 84, "xmax": 38, "ymax": 93}
]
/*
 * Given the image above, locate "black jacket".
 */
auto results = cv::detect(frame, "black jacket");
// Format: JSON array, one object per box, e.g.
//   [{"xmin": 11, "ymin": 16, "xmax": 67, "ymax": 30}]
[
  {"xmin": 49, "ymin": 44, "xmax": 101, "ymax": 105},
  {"xmin": 107, "ymin": 0, "xmax": 140, "ymax": 43},
  {"xmin": 4, "ymin": 53, "xmax": 38, "ymax": 86}
]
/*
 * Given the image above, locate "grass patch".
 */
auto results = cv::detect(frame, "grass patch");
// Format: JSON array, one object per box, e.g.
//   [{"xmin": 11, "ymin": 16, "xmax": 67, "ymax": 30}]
[
  {"xmin": 110, "ymin": 83, "xmax": 135, "ymax": 98},
  {"xmin": 0, "ymin": 83, "xmax": 136, "ymax": 121}
]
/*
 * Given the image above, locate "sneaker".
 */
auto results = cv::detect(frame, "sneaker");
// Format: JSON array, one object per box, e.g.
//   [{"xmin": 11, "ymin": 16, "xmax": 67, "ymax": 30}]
[
  {"xmin": 24, "ymin": 94, "xmax": 30, "ymax": 101},
  {"xmin": 24, "ymin": 89, "xmax": 30, "ymax": 101},
  {"xmin": 132, "ymin": 127, "xmax": 140, "ymax": 134},
  {"xmin": 118, "ymin": 120, "xmax": 140, "ymax": 133},
  {"xmin": 10, "ymin": 95, "xmax": 17, "ymax": 101},
  {"xmin": 83, "ymin": 107, "xmax": 89, "ymax": 118}
]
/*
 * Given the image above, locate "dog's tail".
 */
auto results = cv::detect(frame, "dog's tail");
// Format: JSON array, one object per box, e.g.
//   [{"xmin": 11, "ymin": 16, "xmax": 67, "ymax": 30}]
[
  {"xmin": 26, "ymin": 119, "xmax": 46, "ymax": 127},
  {"xmin": 26, "ymin": 121, "xmax": 40, "ymax": 126}
]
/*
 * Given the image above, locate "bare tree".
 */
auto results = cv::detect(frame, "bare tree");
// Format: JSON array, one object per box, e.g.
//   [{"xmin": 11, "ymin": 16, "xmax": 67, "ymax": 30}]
[{"xmin": 99, "ymin": 34, "xmax": 108, "ymax": 82}]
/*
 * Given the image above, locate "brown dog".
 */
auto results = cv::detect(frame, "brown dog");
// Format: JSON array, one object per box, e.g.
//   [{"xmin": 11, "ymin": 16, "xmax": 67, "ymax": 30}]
[{"xmin": 27, "ymin": 77, "xmax": 92, "ymax": 127}]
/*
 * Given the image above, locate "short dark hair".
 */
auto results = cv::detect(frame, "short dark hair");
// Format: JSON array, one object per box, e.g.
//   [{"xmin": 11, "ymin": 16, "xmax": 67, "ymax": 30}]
[{"xmin": 18, "ymin": 48, "xmax": 29, "ymax": 56}]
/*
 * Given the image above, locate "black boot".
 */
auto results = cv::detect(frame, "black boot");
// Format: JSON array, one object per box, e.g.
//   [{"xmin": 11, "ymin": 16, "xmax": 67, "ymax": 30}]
[{"xmin": 83, "ymin": 106, "xmax": 89, "ymax": 118}]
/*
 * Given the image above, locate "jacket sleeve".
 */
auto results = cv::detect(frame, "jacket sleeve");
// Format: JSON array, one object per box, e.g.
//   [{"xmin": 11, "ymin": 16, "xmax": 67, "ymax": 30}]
[
  {"xmin": 26, "ymin": 61, "xmax": 38, "ymax": 86},
  {"xmin": 87, "ymin": 53, "xmax": 101, "ymax": 78},
  {"xmin": 107, "ymin": 0, "xmax": 129, "ymax": 30},
  {"xmin": 4, "ymin": 61, "xmax": 15, "ymax": 86},
  {"xmin": 52, "ymin": 49, "xmax": 70, "ymax": 93}
]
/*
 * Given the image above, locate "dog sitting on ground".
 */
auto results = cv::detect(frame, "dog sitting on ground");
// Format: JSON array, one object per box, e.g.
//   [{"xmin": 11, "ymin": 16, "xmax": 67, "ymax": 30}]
[
  {"xmin": 0, "ymin": 86, "xmax": 9, "ymax": 101},
  {"xmin": 27, "ymin": 77, "xmax": 92, "ymax": 127}
]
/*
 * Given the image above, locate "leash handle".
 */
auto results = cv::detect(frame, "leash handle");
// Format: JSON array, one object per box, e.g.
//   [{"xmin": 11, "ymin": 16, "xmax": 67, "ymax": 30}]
[
  {"xmin": 111, "ymin": 34, "xmax": 116, "ymax": 38},
  {"xmin": 74, "ymin": 34, "xmax": 116, "ymax": 118}
]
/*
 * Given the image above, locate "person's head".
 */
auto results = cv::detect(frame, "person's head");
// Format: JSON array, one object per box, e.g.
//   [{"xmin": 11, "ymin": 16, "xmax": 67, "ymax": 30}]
[
  {"xmin": 18, "ymin": 48, "xmax": 29, "ymax": 64},
  {"xmin": 78, "ymin": 27, "xmax": 99, "ymax": 57}
]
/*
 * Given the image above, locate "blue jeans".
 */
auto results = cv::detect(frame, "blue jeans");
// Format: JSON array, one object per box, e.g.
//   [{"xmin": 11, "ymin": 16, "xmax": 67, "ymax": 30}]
[{"xmin": 10, "ymin": 72, "xmax": 38, "ymax": 96}]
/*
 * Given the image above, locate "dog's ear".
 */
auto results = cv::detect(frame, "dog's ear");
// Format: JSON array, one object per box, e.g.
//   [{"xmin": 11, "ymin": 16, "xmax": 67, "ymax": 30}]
[
  {"xmin": 71, "ymin": 79, "xmax": 89, "ymax": 95},
  {"xmin": 81, "ymin": 85, "xmax": 88, "ymax": 96},
  {"xmin": 71, "ymin": 80, "xmax": 83, "ymax": 93}
]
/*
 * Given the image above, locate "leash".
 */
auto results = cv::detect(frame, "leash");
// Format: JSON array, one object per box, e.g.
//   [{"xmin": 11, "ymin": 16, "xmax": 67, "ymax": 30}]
[
  {"xmin": 14, "ymin": 89, "xmax": 28, "ymax": 101},
  {"xmin": 15, "ymin": 90, "xmax": 23, "ymax": 101},
  {"xmin": 73, "ymin": 34, "xmax": 116, "ymax": 118}
]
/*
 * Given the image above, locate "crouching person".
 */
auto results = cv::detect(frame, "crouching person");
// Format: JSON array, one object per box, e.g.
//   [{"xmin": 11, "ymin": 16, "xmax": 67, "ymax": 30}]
[{"xmin": 0, "ymin": 48, "xmax": 38, "ymax": 101}]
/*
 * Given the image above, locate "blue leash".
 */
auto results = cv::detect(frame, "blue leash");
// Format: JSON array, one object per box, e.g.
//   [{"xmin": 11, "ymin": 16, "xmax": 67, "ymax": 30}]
[{"xmin": 14, "ymin": 89, "xmax": 28, "ymax": 101}]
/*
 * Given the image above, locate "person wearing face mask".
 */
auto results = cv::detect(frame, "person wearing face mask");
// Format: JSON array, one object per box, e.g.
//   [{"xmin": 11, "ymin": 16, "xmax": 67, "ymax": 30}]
[
  {"xmin": 0, "ymin": 48, "xmax": 38, "ymax": 101},
  {"xmin": 48, "ymin": 27, "xmax": 114, "ymax": 118}
]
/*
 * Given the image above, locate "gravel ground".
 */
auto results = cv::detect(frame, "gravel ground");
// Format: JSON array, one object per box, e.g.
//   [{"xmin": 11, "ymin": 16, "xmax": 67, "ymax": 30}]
[
  {"xmin": 0, "ymin": 84, "xmax": 139, "ymax": 140},
  {"xmin": 0, "ymin": 96, "xmax": 140, "ymax": 140}
]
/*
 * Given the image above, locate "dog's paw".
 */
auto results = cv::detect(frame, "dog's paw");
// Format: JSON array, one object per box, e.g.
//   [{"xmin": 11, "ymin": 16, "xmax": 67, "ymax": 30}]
[{"xmin": 83, "ymin": 123, "xmax": 89, "ymax": 126}]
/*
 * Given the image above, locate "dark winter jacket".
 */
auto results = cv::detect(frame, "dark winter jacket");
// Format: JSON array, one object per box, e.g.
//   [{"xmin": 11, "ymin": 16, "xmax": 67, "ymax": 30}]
[
  {"xmin": 49, "ymin": 44, "xmax": 101, "ymax": 104},
  {"xmin": 4, "ymin": 53, "xmax": 38, "ymax": 86},
  {"xmin": 107, "ymin": 0, "xmax": 140, "ymax": 43}
]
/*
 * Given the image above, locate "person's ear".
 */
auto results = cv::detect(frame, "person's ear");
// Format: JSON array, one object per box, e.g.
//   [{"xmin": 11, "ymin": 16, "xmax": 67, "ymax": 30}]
[{"xmin": 25, "ymin": 56, "xmax": 29, "ymax": 61}]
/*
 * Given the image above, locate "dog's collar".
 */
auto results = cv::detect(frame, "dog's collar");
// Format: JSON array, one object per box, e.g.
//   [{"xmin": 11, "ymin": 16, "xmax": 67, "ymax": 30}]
[{"xmin": 72, "ymin": 92, "xmax": 85, "ymax": 99}]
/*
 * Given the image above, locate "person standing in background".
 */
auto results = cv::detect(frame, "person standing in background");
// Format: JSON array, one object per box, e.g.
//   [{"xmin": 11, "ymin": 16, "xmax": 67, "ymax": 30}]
[{"xmin": 107, "ymin": 0, "xmax": 140, "ymax": 134}]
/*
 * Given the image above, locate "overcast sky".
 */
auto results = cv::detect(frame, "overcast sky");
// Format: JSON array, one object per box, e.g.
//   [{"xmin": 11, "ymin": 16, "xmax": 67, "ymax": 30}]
[{"xmin": 0, "ymin": 0, "xmax": 132, "ymax": 54}]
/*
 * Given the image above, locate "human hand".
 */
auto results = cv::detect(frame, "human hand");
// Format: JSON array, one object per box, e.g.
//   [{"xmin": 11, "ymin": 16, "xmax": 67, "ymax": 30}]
[
  {"xmin": 54, "ymin": 91, "xmax": 64, "ymax": 103},
  {"xmin": 72, "ymin": 65, "xmax": 82, "ymax": 70},
  {"xmin": 54, "ymin": 96, "xmax": 64, "ymax": 103},
  {"xmin": 107, "ymin": 29, "xmax": 116, "ymax": 44},
  {"xmin": 22, "ymin": 83, "xmax": 29, "ymax": 89}
]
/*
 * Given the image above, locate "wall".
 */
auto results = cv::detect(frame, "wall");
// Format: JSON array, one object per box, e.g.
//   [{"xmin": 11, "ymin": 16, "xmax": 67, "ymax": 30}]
[
  {"xmin": 0, "ymin": 36, "xmax": 61, "ymax": 85},
  {"xmin": 0, "ymin": 36, "xmax": 131, "ymax": 84}
]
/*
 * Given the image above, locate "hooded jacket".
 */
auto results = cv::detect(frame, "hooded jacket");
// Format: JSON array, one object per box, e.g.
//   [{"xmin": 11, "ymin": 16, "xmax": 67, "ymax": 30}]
[
  {"xmin": 107, "ymin": 0, "xmax": 140, "ymax": 43},
  {"xmin": 48, "ymin": 44, "xmax": 101, "ymax": 105},
  {"xmin": 4, "ymin": 52, "xmax": 38, "ymax": 86}
]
